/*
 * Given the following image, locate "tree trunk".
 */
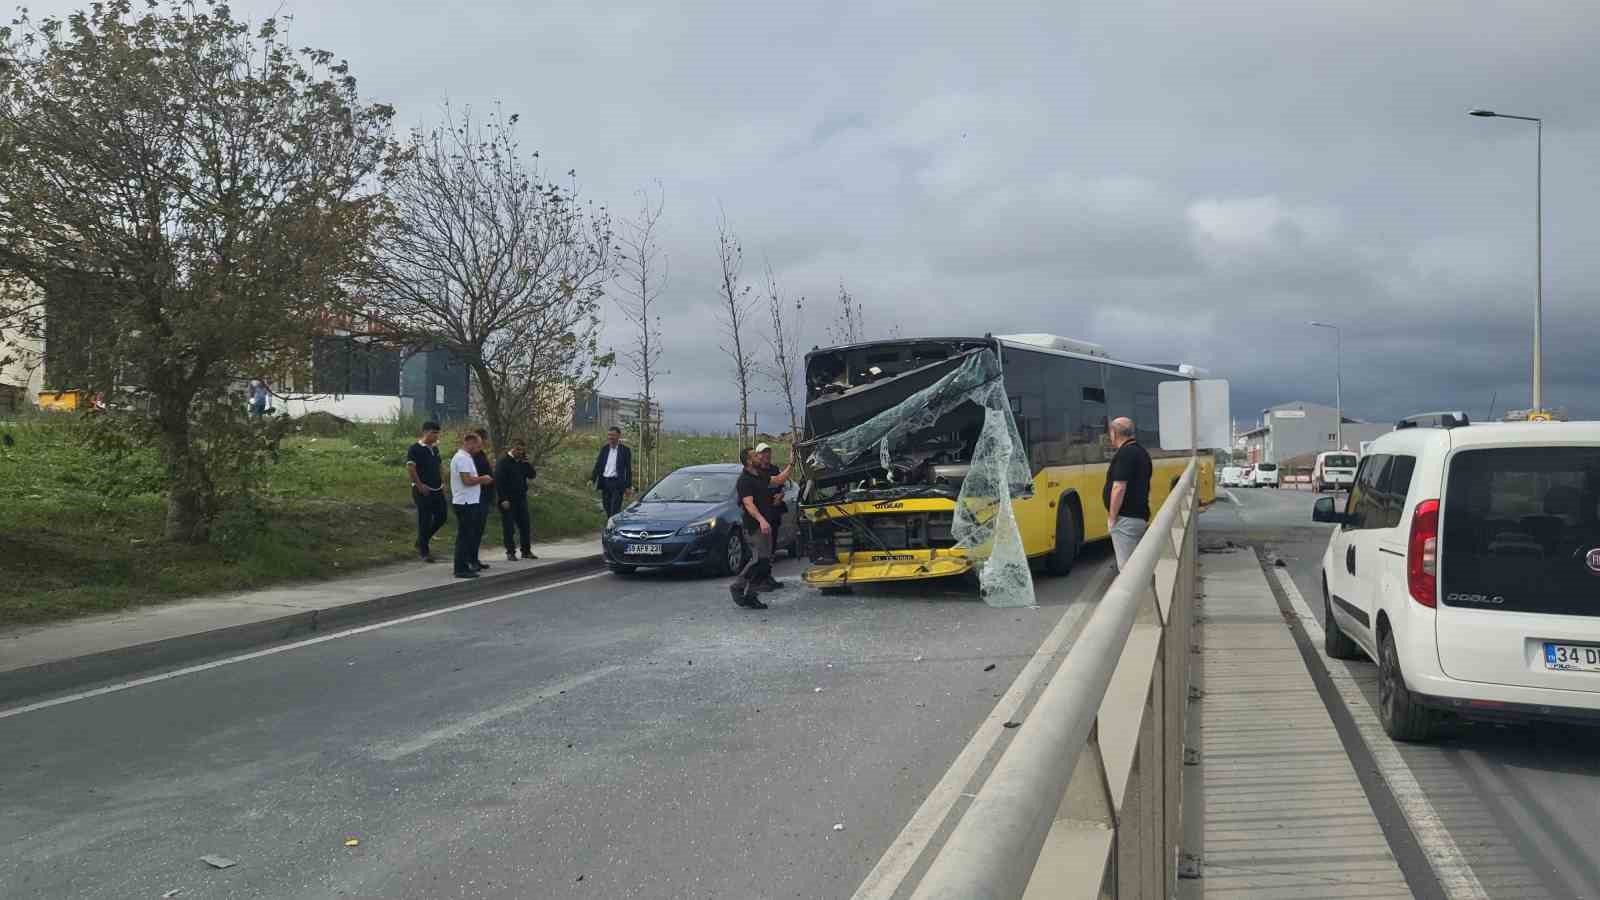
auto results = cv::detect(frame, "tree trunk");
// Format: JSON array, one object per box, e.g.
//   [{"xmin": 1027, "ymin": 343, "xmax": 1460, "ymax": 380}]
[
  {"xmin": 473, "ymin": 363, "xmax": 504, "ymax": 453},
  {"xmin": 158, "ymin": 403, "xmax": 209, "ymax": 543}
]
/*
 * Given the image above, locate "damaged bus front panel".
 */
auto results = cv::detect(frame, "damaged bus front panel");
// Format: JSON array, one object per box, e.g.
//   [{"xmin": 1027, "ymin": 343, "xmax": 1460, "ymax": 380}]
[{"xmin": 798, "ymin": 339, "xmax": 1030, "ymax": 591}]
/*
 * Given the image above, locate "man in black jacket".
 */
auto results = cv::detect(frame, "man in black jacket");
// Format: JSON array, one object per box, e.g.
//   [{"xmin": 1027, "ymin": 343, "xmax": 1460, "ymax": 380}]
[
  {"xmin": 471, "ymin": 428, "xmax": 496, "ymax": 571},
  {"xmin": 589, "ymin": 426, "xmax": 633, "ymax": 518},
  {"xmin": 496, "ymin": 438, "xmax": 539, "ymax": 561}
]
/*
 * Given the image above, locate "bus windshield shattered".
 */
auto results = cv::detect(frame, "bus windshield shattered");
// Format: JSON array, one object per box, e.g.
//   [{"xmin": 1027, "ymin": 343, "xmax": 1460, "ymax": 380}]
[{"xmin": 797, "ymin": 339, "xmax": 1036, "ymax": 607}]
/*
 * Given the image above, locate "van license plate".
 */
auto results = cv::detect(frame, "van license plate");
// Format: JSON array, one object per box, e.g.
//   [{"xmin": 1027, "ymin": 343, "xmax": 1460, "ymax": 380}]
[
  {"xmin": 1544, "ymin": 643, "xmax": 1600, "ymax": 672},
  {"xmin": 626, "ymin": 544, "xmax": 662, "ymax": 555}
]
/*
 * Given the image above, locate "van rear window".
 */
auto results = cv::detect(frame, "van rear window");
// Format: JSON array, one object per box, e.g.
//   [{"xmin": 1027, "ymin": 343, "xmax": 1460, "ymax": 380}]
[
  {"xmin": 1441, "ymin": 447, "xmax": 1600, "ymax": 616},
  {"xmin": 1324, "ymin": 454, "xmax": 1357, "ymax": 468},
  {"xmin": 1257, "ymin": 463, "xmax": 1277, "ymax": 472}
]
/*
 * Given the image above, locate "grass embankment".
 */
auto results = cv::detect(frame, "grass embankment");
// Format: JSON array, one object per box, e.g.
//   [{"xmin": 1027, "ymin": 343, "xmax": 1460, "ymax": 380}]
[{"xmin": 0, "ymin": 414, "xmax": 740, "ymax": 626}]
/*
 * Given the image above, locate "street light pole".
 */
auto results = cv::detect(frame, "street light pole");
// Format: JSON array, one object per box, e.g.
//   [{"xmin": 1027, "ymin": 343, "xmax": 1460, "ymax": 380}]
[
  {"xmin": 1469, "ymin": 108, "xmax": 1543, "ymax": 412},
  {"xmin": 1308, "ymin": 321, "xmax": 1342, "ymax": 449}
]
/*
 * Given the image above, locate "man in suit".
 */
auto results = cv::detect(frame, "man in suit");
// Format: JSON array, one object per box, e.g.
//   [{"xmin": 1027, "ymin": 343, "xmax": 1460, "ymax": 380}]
[
  {"xmin": 496, "ymin": 438, "xmax": 538, "ymax": 561},
  {"xmin": 590, "ymin": 426, "xmax": 633, "ymax": 518}
]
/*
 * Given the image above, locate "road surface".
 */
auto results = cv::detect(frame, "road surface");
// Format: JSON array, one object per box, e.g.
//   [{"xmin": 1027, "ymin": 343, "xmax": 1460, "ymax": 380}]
[
  {"xmin": 1207, "ymin": 485, "xmax": 1600, "ymax": 899},
  {"xmin": 0, "ymin": 548, "xmax": 1114, "ymax": 899}
]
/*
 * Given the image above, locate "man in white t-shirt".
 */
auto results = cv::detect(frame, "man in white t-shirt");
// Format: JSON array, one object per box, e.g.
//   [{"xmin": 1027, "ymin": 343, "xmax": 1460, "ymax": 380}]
[{"xmin": 450, "ymin": 432, "xmax": 494, "ymax": 578}]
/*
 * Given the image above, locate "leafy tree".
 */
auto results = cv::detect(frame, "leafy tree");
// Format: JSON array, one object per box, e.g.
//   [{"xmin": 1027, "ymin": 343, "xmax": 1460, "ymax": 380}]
[
  {"xmin": 0, "ymin": 0, "xmax": 393, "ymax": 541},
  {"xmin": 357, "ymin": 103, "xmax": 611, "ymax": 462}
]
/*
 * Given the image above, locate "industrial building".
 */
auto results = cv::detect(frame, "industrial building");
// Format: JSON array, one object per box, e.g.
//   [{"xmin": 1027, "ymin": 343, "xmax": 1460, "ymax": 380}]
[{"xmin": 1238, "ymin": 401, "xmax": 1391, "ymax": 466}]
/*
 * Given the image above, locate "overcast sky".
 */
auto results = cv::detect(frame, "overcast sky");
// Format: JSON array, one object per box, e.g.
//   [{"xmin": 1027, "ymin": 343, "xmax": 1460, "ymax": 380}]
[{"xmin": 25, "ymin": 0, "xmax": 1600, "ymax": 433}]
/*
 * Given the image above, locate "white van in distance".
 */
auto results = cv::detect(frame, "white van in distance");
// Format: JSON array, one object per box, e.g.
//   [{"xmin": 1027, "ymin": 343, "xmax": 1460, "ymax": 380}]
[
  {"xmin": 1314, "ymin": 451, "xmax": 1359, "ymax": 493},
  {"xmin": 1253, "ymin": 462, "xmax": 1279, "ymax": 488}
]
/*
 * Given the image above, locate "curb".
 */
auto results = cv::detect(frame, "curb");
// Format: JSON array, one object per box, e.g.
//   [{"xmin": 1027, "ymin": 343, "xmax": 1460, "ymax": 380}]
[{"xmin": 0, "ymin": 554, "xmax": 605, "ymax": 708}]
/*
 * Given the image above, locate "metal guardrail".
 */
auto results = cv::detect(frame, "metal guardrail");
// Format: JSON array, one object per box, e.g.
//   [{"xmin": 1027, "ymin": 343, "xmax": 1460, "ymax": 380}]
[{"xmin": 911, "ymin": 458, "xmax": 1200, "ymax": 900}]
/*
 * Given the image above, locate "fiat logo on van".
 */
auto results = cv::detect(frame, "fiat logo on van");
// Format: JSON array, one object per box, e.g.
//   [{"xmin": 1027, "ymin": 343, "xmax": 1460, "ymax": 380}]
[{"xmin": 1586, "ymin": 548, "xmax": 1600, "ymax": 574}]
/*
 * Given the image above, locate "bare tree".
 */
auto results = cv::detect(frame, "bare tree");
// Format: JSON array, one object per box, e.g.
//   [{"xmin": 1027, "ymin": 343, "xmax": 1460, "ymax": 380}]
[
  {"xmin": 613, "ymin": 183, "xmax": 667, "ymax": 478},
  {"xmin": 827, "ymin": 281, "xmax": 866, "ymax": 346},
  {"xmin": 0, "ymin": 1, "xmax": 392, "ymax": 541},
  {"xmin": 715, "ymin": 208, "xmax": 758, "ymax": 437},
  {"xmin": 762, "ymin": 260, "xmax": 804, "ymax": 438},
  {"xmin": 358, "ymin": 103, "xmax": 612, "ymax": 462}
]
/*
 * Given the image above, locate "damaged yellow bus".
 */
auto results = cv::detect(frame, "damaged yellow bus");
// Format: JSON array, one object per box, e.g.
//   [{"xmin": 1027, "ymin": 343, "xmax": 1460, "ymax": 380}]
[{"xmin": 797, "ymin": 334, "xmax": 1215, "ymax": 588}]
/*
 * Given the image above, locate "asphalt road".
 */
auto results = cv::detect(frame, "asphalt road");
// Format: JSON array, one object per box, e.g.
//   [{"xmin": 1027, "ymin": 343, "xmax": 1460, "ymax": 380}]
[
  {"xmin": 0, "ymin": 547, "xmax": 1114, "ymax": 899},
  {"xmin": 1207, "ymin": 485, "xmax": 1600, "ymax": 899}
]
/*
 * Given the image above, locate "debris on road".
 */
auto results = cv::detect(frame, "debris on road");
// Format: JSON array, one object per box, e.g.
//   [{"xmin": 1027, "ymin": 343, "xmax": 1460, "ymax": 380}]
[
  {"xmin": 344, "ymin": 838, "xmax": 360, "ymax": 847},
  {"xmin": 200, "ymin": 855, "xmax": 236, "ymax": 870},
  {"xmin": 1273, "ymin": 557, "xmax": 1287, "ymax": 567},
  {"xmin": 813, "ymin": 687, "xmax": 824, "ymax": 693},
  {"xmin": 983, "ymin": 663, "xmax": 996, "ymax": 672},
  {"xmin": 161, "ymin": 890, "xmax": 184, "ymax": 899},
  {"xmin": 1003, "ymin": 721, "xmax": 1022, "ymax": 729},
  {"xmin": 832, "ymin": 823, "xmax": 845, "ymax": 832},
  {"xmin": 576, "ymin": 874, "xmax": 585, "ymax": 882}
]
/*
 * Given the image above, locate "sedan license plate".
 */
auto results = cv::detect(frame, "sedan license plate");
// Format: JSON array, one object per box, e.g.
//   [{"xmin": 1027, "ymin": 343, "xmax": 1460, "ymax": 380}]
[
  {"xmin": 625, "ymin": 543, "xmax": 662, "ymax": 556},
  {"xmin": 1544, "ymin": 643, "xmax": 1600, "ymax": 672}
]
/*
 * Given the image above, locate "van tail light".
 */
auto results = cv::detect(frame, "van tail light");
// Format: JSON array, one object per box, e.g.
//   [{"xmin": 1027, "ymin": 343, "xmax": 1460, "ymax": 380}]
[{"xmin": 1407, "ymin": 499, "xmax": 1439, "ymax": 608}]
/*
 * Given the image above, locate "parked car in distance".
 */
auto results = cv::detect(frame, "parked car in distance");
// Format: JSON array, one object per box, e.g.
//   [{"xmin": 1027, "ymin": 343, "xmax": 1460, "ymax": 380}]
[
  {"xmin": 1254, "ymin": 462, "xmax": 1280, "ymax": 488},
  {"xmin": 1220, "ymin": 466, "xmax": 1246, "ymax": 488},
  {"xmin": 601, "ymin": 463, "xmax": 799, "ymax": 576},
  {"xmin": 1312, "ymin": 415, "xmax": 1600, "ymax": 741},
  {"xmin": 1313, "ymin": 451, "xmax": 1359, "ymax": 493}
]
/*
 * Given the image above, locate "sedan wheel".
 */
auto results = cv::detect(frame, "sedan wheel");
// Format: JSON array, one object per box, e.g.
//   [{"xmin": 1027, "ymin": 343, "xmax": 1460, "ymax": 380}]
[{"xmin": 710, "ymin": 528, "xmax": 746, "ymax": 577}]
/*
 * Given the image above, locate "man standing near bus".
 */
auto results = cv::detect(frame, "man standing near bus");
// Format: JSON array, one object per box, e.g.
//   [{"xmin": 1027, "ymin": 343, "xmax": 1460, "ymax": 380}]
[{"xmin": 1104, "ymin": 416, "xmax": 1152, "ymax": 571}]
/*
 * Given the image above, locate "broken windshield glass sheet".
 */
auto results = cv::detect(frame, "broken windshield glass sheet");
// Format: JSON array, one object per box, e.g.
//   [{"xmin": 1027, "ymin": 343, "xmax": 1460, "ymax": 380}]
[{"xmin": 804, "ymin": 348, "xmax": 1036, "ymax": 608}]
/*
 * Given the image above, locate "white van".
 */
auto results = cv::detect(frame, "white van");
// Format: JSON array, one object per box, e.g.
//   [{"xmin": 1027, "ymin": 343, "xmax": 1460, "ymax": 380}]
[
  {"xmin": 1220, "ymin": 466, "xmax": 1246, "ymax": 488},
  {"xmin": 1313, "ymin": 416, "xmax": 1600, "ymax": 740},
  {"xmin": 1313, "ymin": 451, "xmax": 1359, "ymax": 493},
  {"xmin": 1253, "ymin": 462, "xmax": 1279, "ymax": 488}
]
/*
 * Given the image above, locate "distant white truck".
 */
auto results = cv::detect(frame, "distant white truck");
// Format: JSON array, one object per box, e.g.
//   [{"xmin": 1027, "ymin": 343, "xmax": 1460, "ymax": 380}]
[{"xmin": 1220, "ymin": 466, "xmax": 1247, "ymax": 488}]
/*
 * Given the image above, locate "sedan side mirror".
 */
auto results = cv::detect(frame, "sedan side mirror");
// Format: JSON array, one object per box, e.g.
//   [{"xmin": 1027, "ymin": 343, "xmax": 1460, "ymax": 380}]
[{"xmin": 1312, "ymin": 496, "xmax": 1347, "ymax": 525}]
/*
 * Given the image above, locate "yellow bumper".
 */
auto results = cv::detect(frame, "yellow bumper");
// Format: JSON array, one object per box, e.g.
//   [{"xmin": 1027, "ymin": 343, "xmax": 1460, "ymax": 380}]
[{"xmin": 802, "ymin": 549, "xmax": 974, "ymax": 586}]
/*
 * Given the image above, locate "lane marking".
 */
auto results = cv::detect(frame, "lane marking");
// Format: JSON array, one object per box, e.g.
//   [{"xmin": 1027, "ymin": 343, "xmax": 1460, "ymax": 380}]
[
  {"xmin": 1271, "ymin": 567, "xmax": 1490, "ymax": 900},
  {"xmin": 0, "ymin": 572, "xmax": 609, "ymax": 722},
  {"xmin": 850, "ymin": 565, "xmax": 1110, "ymax": 900},
  {"xmin": 373, "ymin": 665, "xmax": 623, "ymax": 761}
]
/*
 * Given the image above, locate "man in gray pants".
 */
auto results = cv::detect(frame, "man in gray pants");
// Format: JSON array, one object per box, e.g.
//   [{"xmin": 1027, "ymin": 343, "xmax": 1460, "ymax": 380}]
[{"xmin": 1103, "ymin": 417, "xmax": 1153, "ymax": 570}]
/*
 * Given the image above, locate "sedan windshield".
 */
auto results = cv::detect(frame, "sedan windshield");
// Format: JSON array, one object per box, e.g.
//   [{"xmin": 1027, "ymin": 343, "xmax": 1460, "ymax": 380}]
[{"xmin": 642, "ymin": 471, "xmax": 738, "ymax": 503}]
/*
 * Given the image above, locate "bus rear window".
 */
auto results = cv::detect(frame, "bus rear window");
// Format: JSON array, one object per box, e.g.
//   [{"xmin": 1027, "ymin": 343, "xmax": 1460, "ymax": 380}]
[{"xmin": 1441, "ymin": 447, "xmax": 1600, "ymax": 616}]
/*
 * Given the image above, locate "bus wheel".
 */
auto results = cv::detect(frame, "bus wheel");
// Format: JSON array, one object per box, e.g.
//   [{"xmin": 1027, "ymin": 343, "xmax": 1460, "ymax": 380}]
[{"xmin": 1045, "ymin": 501, "xmax": 1079, "ymax": 576}]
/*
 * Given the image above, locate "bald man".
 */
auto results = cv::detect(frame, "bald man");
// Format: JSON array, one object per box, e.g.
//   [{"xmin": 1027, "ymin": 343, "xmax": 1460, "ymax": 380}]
[{"xmin": 1104, "ymin": 416, "xmax": 1152, "ymax": 570}]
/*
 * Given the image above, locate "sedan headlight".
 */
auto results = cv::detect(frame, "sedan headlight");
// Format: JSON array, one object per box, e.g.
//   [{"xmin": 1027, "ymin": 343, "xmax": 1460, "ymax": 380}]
[
  {"xmin": 604, "ymin": 514, "xmax": 620, "ymax": 532},
  {"xmin": 677, "ymin": 517, "xmax": 717, "ymax": 537}
]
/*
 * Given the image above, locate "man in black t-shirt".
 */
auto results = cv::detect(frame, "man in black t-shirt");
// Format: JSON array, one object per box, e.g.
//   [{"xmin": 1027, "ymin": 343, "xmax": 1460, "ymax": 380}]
[
  {"xmin": 731, "ymin": 447, "xmax": 792, "ymax": 609},
  {"xmin": 1103, "ymin": 416, "xmax": 1153, "ymax": 570},
  {"xmin": 405, "ymin": 421, "xmax": 447, "ymax": 562}
]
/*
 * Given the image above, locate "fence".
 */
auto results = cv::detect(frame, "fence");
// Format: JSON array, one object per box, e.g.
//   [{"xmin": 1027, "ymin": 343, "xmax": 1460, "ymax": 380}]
[{"xmin": 910, "ymin": 458, "xmax": 1200, "ymax": 899}]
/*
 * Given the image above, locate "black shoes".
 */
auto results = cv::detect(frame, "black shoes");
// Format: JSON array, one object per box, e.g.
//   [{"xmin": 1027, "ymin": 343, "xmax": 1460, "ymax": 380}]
[
  {"xmin": 729, "ymin": 584, "xmax": 768, "ymax": 609},
  {"xmin": 474, "ymin": 561, "xmax": 490, "ymax": 571},
  {"xmin": 521, "ymin": 550, "xmax": 538, "ymax": 560},
  {"xmin": 454, "ymin": 570, "xmax": 479, "ymax": 579},
  {"xmin": 506, "ymin": 551, "xmax": 518, "ymax": 562},
  {"xmin": 757, "ymin": 577, "xmax": 785, "ymax": 592}
]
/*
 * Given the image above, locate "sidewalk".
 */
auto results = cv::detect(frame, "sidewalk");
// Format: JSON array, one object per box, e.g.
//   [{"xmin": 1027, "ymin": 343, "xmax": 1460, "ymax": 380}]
[
  {"xmin": 0, "ymin": 535, "xmax": 602, "ymax": 705},
  {"xmin": 1192, "ymin": 547, "xmax": 1412, "ymax": 898}
]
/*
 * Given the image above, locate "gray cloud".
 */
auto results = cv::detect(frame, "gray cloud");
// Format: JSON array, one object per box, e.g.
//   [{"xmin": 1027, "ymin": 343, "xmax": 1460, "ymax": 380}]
[{"xmin": 20, "ymin": 0, "xmax": 1600, "ymax": 434}]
